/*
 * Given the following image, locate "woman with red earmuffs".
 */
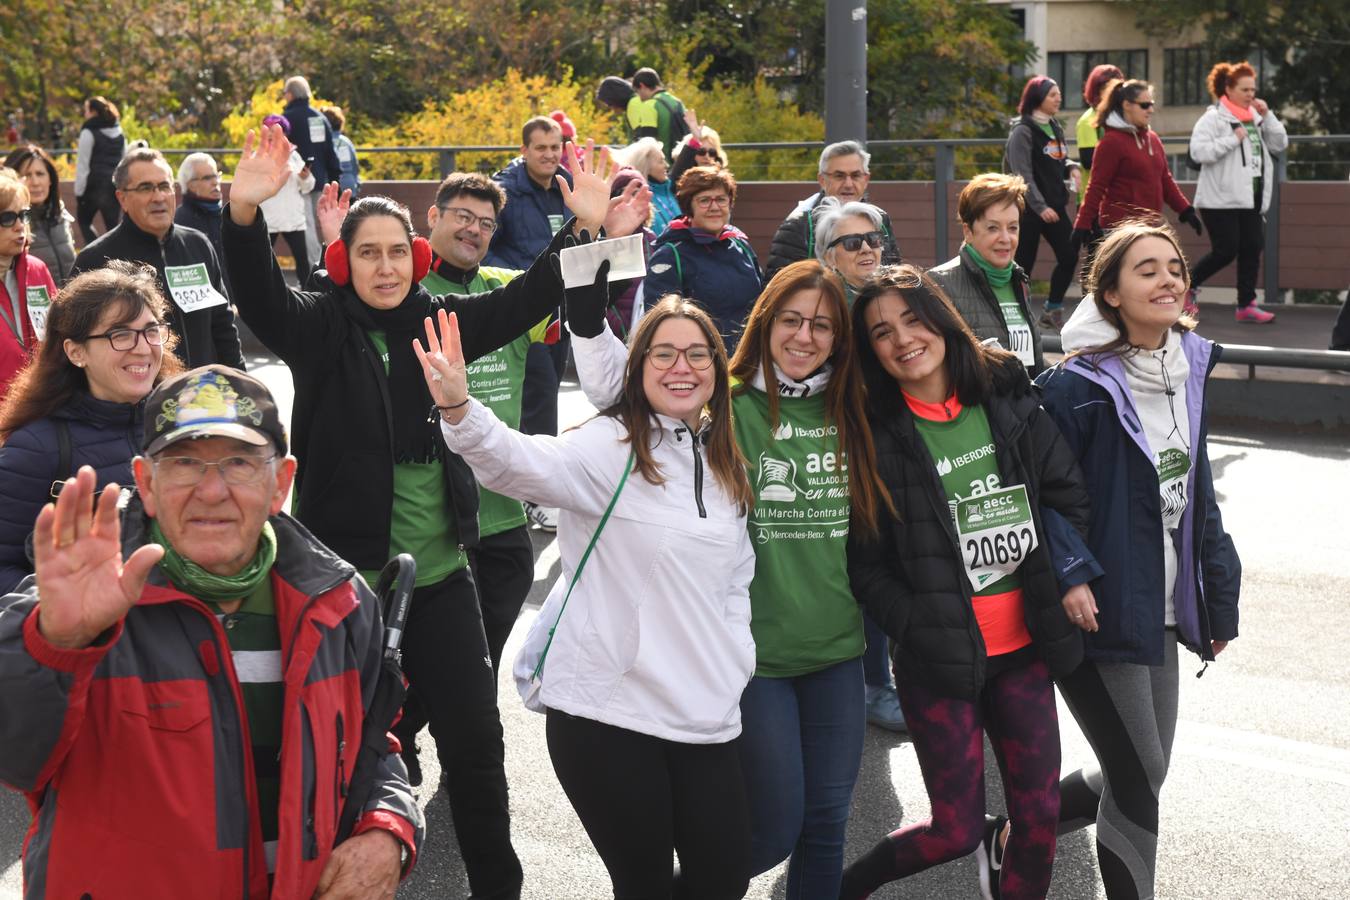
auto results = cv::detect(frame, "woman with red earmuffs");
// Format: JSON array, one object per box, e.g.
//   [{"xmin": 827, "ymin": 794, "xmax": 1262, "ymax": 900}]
[{"xmin": 219, "ymin": 122, "xmax": 644, "ymax": 899}]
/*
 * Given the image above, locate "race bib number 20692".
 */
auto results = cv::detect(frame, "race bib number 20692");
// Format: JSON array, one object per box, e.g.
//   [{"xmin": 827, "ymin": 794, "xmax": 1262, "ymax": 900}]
[{"xmin": 955, "ymin": 483, "xmax": 1039, "ymax": 592}]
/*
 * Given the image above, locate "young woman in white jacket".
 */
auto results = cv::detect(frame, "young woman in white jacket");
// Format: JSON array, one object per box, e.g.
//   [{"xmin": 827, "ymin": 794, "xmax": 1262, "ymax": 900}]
[
  {"xmin": 416, "ymin": 296, "xmax": 758, "ymax": 899},
  {"xmin": 1187, "ymin": 61, "xmax": 1288, "ymax": 324}
]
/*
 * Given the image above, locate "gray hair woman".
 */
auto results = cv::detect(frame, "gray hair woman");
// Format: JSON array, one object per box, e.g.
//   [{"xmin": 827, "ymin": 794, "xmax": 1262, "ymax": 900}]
[{"xmin": 814, "ymin": 198, "xmax": 889, "ymax": 298}]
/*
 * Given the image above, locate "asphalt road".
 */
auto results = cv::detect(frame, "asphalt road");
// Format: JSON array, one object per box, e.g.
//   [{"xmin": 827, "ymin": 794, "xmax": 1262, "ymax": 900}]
[{"xmin": 3, "ymin": 359, "xmax": 1347, "ymax": 899}]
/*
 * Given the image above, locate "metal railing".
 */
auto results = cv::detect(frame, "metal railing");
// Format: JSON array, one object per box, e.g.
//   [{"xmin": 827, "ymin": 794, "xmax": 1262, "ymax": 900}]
[
  {"xmin": 1042, "ymin": 335, "xmax": 1350, "ymax": 375},
  {"xmin": 44, "ymin": 134, "xmax": 1350, "ymax": 298}
]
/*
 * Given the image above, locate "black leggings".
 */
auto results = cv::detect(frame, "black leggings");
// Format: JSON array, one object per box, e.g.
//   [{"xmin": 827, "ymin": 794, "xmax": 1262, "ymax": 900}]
[
  {"xmin": 546, "ymin": 708, "xmax": 751, "ymax": 899},
  {"xmin": 467, "ymin": 523, "xmax": 535, "ymax": 675},
  {"xmin": 1190, "ymin": 207, "xmax": 1264, "ymax": 306},
  {"xmin": 274, "ymin": 230, "xmax": 312, "ymax": 285},
  {"xmin": 75, "ymin": 183, "xmax": 121, "ymax": 243},
  {"xmin": 1015, "ymin": 207, "xmax": 1077, "ymax": 307}
]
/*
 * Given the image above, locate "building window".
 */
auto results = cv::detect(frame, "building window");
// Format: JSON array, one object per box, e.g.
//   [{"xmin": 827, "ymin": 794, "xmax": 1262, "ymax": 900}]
[
  {"xmin": 1047, "ymin": 50, "xmax": 1149, "ymax": 111},
  {"xmin": 1164, "ymin": 47, "xmax": 1209, "ymax": 106},
  {"xmin": 1167, "ymin": 47, "xmax": 1273, "ymax": 107}
]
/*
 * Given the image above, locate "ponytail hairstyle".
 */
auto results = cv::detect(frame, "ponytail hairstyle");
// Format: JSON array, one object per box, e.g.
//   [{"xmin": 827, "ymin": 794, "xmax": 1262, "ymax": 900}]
[
  {"xmin": 86, "ymin": 96, "xmax": 120, "ymax": 123},
  {"xmin": 1207, "ymin": 61, "xmax": 1257, "ymax": 101},
  {"xmin": 1094, "ymin": 78, "xmax": 1152, "ymax": 129},
  {"xmin": 1083, "ymin": 64, "xmax": 1124, "ymax": 109}
]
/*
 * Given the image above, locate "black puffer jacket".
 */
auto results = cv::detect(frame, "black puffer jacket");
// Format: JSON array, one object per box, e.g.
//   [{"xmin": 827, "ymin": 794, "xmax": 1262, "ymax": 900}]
[
  {"xmin": 847, "ymin": 361, "xmax": 1088, "ymax": 700},
  {"xmin": 928, "ymin": 249, "xmax": 1044, "ymax": 374}
]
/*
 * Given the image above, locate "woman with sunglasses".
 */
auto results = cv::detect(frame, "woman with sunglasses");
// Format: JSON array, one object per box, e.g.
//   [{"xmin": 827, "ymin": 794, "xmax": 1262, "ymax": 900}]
[
  {"xmin": 1073, "ymin": 80, "xmax": 1202, "ymax": 249},
  {"xmin": 644, "ymin": 166, "xmax": 764, "ymax": 353},
  {"xmin": 4, "ymin": 145, "xmax": 76, "ymax": 285},
  {"xmin": 418, "ymin": 296, "xmax": 758, "ymax": 899},
  {"xmin": 0, "ymin": 261, "xmax": 180, "ymax": 593},
  {"xmin": 839, "ymin": 264, "xmax": 1091, "ymax": 900},
  {"xmin": 1036, "ymin": 222, "xmax": 1240, "ymax": 899},
  {"xmin": 813, "ymin": 198, "xmax": 890, "ymax": 302},
  {"xmin": 0, "ymin": 169, "xmax": 59, "ymax": 398},
  {"xmin": 930, "ymin": 173, "xmax": 1046, "ymax": 374}
]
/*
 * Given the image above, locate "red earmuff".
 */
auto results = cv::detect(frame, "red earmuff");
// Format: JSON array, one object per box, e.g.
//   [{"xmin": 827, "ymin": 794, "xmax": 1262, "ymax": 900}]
[
  {"xmin": 324, "ymin": 239, "xmax": 351, "ymax": 286},
  {"xmin": 322, "ymin": 235, "xmax": 433, "ymax": 287},
  {"xmin": 412, "ymin": 236, "xmax": 432, "ymax": 282}
]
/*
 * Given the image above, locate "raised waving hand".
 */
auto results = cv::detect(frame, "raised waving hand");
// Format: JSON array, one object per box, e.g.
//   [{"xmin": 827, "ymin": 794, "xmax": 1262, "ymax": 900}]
[
  {"xmin": 228, "ymin": 123, "xmax": 298, "ymax": 225},
  {"xmin": 33, "ymin": 467, "xmax": 163, "ymax": 650},
  {"xmin": 316, "ymin": 181, "xmax": 353, "ymax": 246}
]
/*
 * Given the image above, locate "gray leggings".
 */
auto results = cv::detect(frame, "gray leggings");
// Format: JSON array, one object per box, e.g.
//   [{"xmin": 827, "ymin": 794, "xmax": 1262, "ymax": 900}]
[{"xmin": 1056, "ymin": 638, "xmax": 1179, "ymax": 900}]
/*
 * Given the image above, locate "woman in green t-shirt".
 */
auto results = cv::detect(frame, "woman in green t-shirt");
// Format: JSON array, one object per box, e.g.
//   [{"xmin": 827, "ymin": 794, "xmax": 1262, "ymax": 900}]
[{"xmin": 725, "ymin": 260, "xmax": 893, "ymax": 897}]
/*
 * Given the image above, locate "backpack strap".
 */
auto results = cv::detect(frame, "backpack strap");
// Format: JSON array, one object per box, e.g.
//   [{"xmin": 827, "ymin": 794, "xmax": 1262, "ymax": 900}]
[{"xmin": 50, "ymin": 419, "xmax": 73, "ymax": 499}]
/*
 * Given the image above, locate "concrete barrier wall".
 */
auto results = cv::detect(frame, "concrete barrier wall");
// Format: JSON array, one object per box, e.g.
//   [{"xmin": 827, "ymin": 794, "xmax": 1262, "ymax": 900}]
[{"xmin": 61, "ymin": 179, "xmax": 1350, "ymax": 290}]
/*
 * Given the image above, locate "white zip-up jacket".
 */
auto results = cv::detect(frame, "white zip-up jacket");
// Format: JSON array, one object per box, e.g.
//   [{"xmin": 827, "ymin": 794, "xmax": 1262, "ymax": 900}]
[
  {"xmin": 260, "ymin": 149, "xmax": 316, "ymax": 233},
  {"xmin": 1189, "ymin": 103, "xmax": 1288, "ymax": 213},
  {"xmin": 440, "ymin": 400, "xmax": 757, "ymax": 744}
]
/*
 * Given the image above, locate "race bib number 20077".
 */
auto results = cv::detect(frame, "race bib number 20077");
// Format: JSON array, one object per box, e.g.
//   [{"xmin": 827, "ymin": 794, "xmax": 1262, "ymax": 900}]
[{"xmin": 955, "ymin": 483, "xmax": 1039, "ymax": 592}]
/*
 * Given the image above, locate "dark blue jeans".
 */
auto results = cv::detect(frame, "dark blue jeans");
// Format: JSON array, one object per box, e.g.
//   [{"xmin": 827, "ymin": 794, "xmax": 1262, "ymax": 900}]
[
  {"xmin": 738, "ymin": 656, "xmax": 866, "ymax": 898},
  {"xmin": 863, "ymin": 614, "xmax": 892, "ymax": 688}
]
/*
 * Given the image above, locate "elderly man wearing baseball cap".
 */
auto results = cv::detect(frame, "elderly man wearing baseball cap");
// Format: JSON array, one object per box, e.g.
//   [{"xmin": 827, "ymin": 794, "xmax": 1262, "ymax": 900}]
[{"xmin": 0, "ymin": 364, "xmax": 423, "ymax": 899}]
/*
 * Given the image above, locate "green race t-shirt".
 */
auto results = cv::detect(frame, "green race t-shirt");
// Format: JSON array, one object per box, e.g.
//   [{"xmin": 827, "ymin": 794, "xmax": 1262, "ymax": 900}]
[
  {"xmin": 910, "ymin": 402, "xmax": 1021, "ymax": 597},
  {"xmin": 733, "ymin": 385, "xmax": 864, "ymax": 677},
  {"xmin": 214, "ymin": 577, "xmax": 283, "ymax": 859},
  {"xmin": 422, "ymin": 266, "xmax": 550, "ymax": 537},
  {"xmin": 363, "ymin": 329, "xmax": 465, "ymax": 587}
]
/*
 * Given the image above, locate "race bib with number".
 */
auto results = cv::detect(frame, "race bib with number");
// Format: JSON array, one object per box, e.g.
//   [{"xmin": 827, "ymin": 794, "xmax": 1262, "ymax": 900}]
[
  {"xmin": 1157, "ymin": 447, "xmax": 1191, "ymax": 523},
  {"xmin": 955, "ymin": 484, "xmax": 1039, "ymax": 593},
  {"xmin": 164, "ymin": 264, "xmax": 228, "ymax": 314},
  {"xmin": 999, "ymin": 300, "xmax": 1035, "ymax": 367},
  {"xmin": 548, "ymin": 214, "xmax": 565, "ymax": 235},
  {"xmin": 308, "ymin": 116, "xmax": 327, "ymax": 145},
  {"xmin": 25, "ymin": 285, "xmax": 51, "ymax": 341}
]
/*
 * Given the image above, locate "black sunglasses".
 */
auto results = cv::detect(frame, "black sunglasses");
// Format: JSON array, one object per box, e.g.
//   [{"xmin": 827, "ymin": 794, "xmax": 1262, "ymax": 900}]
[
  {"xmin": 0, "ymin": 208, "xmax": 31, "ymax": 229},
  {"xmin": 1132, "ymin": 100, "xmax": 1155, "ymax": 110},
  {"xmin": 827, "ymin": 230, "xmax": 884, "ymax": 253}
]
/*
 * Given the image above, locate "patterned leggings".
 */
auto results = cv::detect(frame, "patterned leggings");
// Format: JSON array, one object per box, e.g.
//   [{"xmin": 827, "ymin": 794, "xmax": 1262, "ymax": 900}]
[{"xmin": 839, "ymin": 658, "xmax": 1061, "ymax": 900}]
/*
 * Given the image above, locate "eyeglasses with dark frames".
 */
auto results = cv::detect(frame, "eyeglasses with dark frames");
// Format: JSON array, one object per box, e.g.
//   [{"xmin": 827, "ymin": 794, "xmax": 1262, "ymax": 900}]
[
  {"xmin": 0, "ymin": 208, "xmax": 31, "ymax": 229},
  {"xmin": 645, "ymin": 343, "xmax": 714, "ymax": 370},
  {"xmin": 438, "ymin": 205, "xmax": 498, "ymax": 234},
  {"xmin": 85, "ymin": 323, "xmax": 169, "ymax": 351}
]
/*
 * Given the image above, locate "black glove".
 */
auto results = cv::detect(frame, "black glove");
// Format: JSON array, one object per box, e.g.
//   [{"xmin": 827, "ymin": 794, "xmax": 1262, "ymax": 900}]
[
  {"xmin": 1180, "ymin": 207, "xmax": 1203, "ymax": 236},
  {"xmin": 556, "ymin": 257, "xmax": 611, "ymax": 339},
  {"xmin": 1070, "ymin": 227, "xmax": 1093, "ymax": 255}
]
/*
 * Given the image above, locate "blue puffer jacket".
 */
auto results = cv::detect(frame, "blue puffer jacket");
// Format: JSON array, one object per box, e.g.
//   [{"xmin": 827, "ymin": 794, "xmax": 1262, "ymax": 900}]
[
  {"xmin": 0, "ymin": 392, "xmax": 143, "ymax": 593},
  {"xmin": 485, "ymin": 158, "xmax": 574, "ymax": 270},
  {"xmin": 644, "ymin": 218, "xmax": 764, "ymax": 354},
  {"xmin": 1035, "ymin": 331, "xmax": 1241, "ymax": 666}
]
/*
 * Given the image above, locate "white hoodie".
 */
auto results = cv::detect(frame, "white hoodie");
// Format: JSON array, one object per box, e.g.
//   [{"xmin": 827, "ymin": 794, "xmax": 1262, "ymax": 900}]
[{"xmin": 440, "ymin": 399, "xmax": 757, "ymax": 744}]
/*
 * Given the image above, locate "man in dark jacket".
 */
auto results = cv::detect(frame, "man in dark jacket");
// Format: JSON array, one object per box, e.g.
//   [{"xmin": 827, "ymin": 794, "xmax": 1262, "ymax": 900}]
[
  {"xmin": 486, "ymin": 117, "xmax": 573, "ymax": 525},
  {"xmin": 281, "ymin": 75, "xmax": 341, "ymax": 262},
  {"xmin": 0, "ymin": 366, "xmax": 422, "ymax": 897},
  {"xmin": 173, "ymin": 152, "xmax": 229, "ymax": 297},
  {"xmin": 73, "ymin": 148, "xmax": 244, "ymax": 370},
  {"xmin": 766, "ymin": 140, "xmax": 901, "ymax": 278}
]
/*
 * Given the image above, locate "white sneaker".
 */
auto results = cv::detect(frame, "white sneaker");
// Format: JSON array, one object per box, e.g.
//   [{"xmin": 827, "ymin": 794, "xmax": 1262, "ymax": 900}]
[{"xmin": 525, "ymin": 502, "xmax": 559, "ymax": 533}]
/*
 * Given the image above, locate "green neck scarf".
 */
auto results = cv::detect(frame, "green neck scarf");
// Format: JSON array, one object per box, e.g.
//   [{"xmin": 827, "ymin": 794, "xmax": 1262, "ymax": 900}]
[
  {"xmin": 963, "ymin": 243, "xmax": 1013, "ymax": 289},
  {"xmin": 150, "ymin": 518, "xmax": 277, "ymax": 605}
]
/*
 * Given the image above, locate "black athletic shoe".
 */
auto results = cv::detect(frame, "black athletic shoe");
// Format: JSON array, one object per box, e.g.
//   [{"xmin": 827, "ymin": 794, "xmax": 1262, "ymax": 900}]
[{"xmin": 975, "ymin": 814, "xmax": 1007, "ymax": 900}]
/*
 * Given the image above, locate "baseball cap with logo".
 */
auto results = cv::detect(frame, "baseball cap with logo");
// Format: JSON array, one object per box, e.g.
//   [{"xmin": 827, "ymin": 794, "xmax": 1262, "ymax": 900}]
[{"xmin": 143, "ymin": 365, "xmax": 288, "ymax": 457}]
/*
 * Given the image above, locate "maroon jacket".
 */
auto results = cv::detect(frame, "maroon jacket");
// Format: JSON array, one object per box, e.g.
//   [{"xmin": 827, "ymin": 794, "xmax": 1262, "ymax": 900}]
[
  {"xmin": 0, "ymin": 252, "xmax": 56, "ymax": 398},
  {"xmin": 1074, "ymin": 123, "xmax": 1191, "ymax": 230}
]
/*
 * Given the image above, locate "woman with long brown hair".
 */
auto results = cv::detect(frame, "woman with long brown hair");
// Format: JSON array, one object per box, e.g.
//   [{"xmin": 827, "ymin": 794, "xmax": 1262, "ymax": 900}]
[
  {"xmin": 0, "ymin": 261, "xmax": 180, "ymax": 592},
  {"xmin": 418, "ymin": 296, "xmax": 758, "ymax": 899},
  {"xmin": 840, "ymin": 265, "xmax": 1091, "ymax": 900}
]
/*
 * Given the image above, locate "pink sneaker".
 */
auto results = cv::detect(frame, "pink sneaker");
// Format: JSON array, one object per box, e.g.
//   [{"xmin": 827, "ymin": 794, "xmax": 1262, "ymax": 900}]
[
  {"xmin": 1183, "ymin": 288, "xmax": 1200, "ymax": 320},
  {"xmin": 1235, "ymin": 304, "xmax": 1276, "ymax": 324}
]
